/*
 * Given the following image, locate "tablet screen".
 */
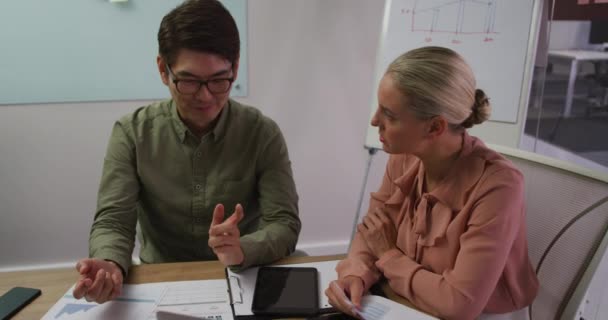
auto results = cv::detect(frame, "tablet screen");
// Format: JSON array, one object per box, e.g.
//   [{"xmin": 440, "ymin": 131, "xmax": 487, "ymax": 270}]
[{"xmin": 251, "ymin": 266, "xmax": 319, "ymax": 316}]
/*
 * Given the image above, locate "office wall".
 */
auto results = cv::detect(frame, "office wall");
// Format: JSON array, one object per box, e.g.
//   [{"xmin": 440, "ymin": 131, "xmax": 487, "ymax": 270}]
[
  {"xmin": 0, "ymin": 0, "xmax": 385, "ymax": 270},
  {"xmin": 0, "ymin": 0, "xmax": 528, "ymax": 271}
]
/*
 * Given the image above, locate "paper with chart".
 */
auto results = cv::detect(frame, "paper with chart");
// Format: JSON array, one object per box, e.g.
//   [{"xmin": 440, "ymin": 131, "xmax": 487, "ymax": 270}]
[
  {"xmin": 42, "ymin": 279, "xmax": 233, "ymax": 320},
  {"xmin": 226, "ymin": 259, "xmax": 340, "ymax": 316},
  {"xmin": 357, "ymin": 295, "xmax": 438, "ymax": 320}
]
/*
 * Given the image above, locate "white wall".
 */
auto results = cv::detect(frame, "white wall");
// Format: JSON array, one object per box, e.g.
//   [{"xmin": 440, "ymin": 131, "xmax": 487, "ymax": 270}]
[
  {"xmin": 545, "ymin": 20, "xmax": 602, "ymax": 76},
  {"xmin": 0, "ymin": 102, "xmax": 142, "ymax": 269},
  {"xmin": 0, "ymin": 0, "xmax": 385, "ymax": 270},
  {"xmin": 548, "ymin": 20, "xmax": 592, "ymax": 50}
]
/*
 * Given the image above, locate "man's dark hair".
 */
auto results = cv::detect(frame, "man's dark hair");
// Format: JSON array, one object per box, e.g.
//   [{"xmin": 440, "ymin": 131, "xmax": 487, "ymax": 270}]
[{"xmin": 158, "ymin": 0, "xmax": 240, "ymax": 66}]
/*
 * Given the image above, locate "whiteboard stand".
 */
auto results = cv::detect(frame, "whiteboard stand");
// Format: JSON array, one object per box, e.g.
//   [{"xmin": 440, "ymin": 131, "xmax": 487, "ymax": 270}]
[{"xmin": 349, "ymin": 147, "xmax": 380, "ymax": 251}]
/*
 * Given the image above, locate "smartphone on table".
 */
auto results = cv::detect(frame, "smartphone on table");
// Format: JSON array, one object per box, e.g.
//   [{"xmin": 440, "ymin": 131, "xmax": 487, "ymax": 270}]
[{"xmin": 0, "ymin": 287, "xmax": 41, "ymax": 320}]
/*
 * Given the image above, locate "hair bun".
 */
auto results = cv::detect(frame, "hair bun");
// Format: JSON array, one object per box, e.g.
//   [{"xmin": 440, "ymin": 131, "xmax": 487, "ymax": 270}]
[{"xmin": 461, "ymin": 89, "xmax": 491, "ymax": 128}]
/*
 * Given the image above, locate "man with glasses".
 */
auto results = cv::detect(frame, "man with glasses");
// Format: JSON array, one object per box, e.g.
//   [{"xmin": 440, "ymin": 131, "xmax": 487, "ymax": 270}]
[{"xmin": 71, "ymin": 0, "xmax": 301, "ymax": 304}]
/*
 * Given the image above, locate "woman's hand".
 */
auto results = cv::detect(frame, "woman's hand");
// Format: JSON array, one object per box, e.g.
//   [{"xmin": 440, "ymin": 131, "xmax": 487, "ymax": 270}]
[
  {"xmin": 325, "ymin": 276, "xmax": 365, "ymax": 318},
  {"xmin": 358, "ymin": 207, "xmax": 398, "ymax": 258}
]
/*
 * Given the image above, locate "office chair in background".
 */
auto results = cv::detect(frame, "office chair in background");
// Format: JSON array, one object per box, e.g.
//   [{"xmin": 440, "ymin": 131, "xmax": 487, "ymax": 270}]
[{"xmin": 491, "ymin": 144, "xmax": 608, "ymax": 320}]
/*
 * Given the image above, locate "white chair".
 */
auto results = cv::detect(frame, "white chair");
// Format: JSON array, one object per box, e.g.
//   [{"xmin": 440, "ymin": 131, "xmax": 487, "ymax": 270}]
[{"xmin": 492, "ymin": 144, "xmax": 608, "ymax": 320}]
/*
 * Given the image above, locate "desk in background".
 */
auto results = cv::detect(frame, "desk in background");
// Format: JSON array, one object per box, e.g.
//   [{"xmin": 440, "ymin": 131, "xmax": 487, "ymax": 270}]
[
  {"xmin": 548, "ymin": 49, "xmax": 608, "ymax": 117},
  {"xmin": 0, "ymin": 255, "xmax": 415, "ymax": 319}
]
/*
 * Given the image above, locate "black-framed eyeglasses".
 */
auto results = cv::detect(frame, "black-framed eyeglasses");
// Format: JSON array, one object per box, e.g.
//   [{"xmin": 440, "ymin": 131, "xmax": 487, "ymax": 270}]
[{"xmin": 166, "ymin": 64, "xmax": 234, "ymax": 95}]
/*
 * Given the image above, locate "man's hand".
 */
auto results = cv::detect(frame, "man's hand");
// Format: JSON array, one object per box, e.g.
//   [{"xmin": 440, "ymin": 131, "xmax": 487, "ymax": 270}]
[
  {"xmin": 358, "ymin": 207, "xmax": 398, "ymax": 258},
  {"xmin": 208, "ymin": 203, "xmax": 245, "ymax": 266},
  {"xmin": 325, "ymin": 276, "xmax": 365, "ymax": 318},
  {"xmin": 72, "ymin": 258, "xmax": 123, "ymax": 304}
]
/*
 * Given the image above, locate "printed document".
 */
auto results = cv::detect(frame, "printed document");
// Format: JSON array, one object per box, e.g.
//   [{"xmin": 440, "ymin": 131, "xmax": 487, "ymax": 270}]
[
  {"xmin": 42, "ymin": 279, "xmax": 233, "ymax": 320},
  {"xmin": 357, "ymin": 295, "xmax": 438, "ymax": 320}
]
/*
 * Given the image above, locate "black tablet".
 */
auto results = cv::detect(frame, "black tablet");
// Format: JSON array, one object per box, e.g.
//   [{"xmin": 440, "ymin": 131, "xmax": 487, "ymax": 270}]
[{"xmin": 251, "ymin": 266, "xmax": 319, "ymax": 316}]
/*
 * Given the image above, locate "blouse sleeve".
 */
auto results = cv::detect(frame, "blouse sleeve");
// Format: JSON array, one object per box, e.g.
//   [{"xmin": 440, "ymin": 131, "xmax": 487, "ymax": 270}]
[{"xmin": 336, "ymin": 155, "xmax": 400, "ymax": 290}]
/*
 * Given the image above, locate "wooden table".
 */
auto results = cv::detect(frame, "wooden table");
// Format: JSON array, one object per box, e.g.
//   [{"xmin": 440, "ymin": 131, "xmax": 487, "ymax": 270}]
[{"xmin": 0, "ymin": 254, "xmax": 414, "ymax": 319}]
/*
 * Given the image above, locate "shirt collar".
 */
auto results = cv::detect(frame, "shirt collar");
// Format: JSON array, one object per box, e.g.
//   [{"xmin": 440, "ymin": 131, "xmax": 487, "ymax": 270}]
[
  {"xmin": 170, "ymin": 99, "xmax": 232, "ymax": 143},
  {"xmin": 170, "ymin": 99, "xmax": 188, "ymax": 143},
  {"xmin": 428, "ymin": 131, "xmax": 487, "ymax": 210},
  {"xmin": 211, "ymin": 99, "xmax": 231, "ymax": 143},
  {"xmin": 393, "ymin": 131, "xmax": 488, "ymax": 211}
]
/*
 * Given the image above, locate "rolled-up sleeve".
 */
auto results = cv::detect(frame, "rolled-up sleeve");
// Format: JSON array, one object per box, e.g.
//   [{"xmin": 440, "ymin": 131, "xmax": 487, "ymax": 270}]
[
  {"xmin": 238, "ymin": 121, "xmax": 300, "ymax": 269},
  {"xmin": 336, "ymin": 156, "xmax": 399, "ymax": 290},
  {"xmin": 89, "ymin": 122, "xmax": 139, "ymax": 273}
]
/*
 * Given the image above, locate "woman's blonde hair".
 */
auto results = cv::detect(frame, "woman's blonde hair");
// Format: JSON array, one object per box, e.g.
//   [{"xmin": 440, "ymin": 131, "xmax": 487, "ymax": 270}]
[{"xmin": 386, "ymin": 46, "xmax": 491, "ymax": 129}]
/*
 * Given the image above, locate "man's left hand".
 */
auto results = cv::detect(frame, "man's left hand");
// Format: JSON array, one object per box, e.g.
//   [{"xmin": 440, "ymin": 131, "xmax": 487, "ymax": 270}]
[
  {"xmin": 357, "ymin": 207, "xmax": 398, "ymax": 258},
  {"xmin": 208, "ymin": 203, "xmax": 245, "ymax": 266}
]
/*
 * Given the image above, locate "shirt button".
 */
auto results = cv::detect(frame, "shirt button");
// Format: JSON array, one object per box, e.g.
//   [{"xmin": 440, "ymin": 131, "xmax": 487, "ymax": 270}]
[
  {"xmin": 196, "ymin": 152, "xmax": 202, "ymax": 157},
  {"xmin": 195, "ymin": 184, "xmax": 202, "ymax": 190},
  {"xmin": 195, "ymin": 217, "xmax": 203, "ymax": 223}
]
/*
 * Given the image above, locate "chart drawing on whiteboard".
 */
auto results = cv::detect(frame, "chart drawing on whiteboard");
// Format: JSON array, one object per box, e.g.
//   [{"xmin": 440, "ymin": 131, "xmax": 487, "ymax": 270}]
[{"xmin": 411, "ymin": 0, "xmax": 498, "ymax": 35}]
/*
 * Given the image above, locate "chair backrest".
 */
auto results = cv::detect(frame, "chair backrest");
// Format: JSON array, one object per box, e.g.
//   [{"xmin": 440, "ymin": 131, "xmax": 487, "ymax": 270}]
[{"xmin": 491, "ymin": 144, "xmax": 608, "ymax": 320}]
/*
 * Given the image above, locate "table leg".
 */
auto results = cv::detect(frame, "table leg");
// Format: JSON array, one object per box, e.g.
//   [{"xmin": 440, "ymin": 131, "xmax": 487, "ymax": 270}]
[{"xmin": 564, "ymin": 59, "xmax": 578, "ymax": 118}]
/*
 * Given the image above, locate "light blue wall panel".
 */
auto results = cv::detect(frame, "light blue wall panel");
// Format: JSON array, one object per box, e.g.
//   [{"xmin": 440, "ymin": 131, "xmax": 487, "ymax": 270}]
[{"xmin": 0, "ymin": 0, "xmax": 248, "ymax": 104}]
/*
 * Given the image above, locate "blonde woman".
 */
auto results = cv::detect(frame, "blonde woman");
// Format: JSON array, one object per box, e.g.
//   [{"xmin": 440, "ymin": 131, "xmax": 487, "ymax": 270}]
[{"xmin": 326, "ymin": 47, "xmax": 539, "ymax": 320}]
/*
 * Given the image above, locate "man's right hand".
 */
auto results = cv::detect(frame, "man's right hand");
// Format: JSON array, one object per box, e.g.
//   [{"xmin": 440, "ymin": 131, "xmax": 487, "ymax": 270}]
[
  {"xmin": 72, "ymin": 258, "xmax": 123, "ymax": 304},
  {"xmin": 208, "ymin": 203, "xmax": 245, "ymax": 266}
]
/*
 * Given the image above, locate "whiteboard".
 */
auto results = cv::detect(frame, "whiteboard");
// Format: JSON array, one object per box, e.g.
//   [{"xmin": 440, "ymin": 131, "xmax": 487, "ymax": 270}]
[
  {"xmin": 0, "ymin": 0, "xmax": 247, "ymax": 105},
  {"xmin": 365, "ymin": 0, "xmax": 539, "ymax": 149}
]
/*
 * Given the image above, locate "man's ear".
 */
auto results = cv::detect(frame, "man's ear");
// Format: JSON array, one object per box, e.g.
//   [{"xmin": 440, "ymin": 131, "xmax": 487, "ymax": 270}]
[
  {"xmin": 427, "ymin": 116, "xmax": 448, "ymax": 138},
  {"xmin": 157, "ymin": 55, "xmax": 169, "ymax": 86}
]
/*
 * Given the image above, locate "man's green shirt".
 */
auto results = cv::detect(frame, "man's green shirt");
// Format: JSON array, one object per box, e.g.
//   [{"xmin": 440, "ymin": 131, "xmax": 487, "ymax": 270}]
[{"xmin": 89, "ymin": 99, "xmax": 300, "ymax": 272}]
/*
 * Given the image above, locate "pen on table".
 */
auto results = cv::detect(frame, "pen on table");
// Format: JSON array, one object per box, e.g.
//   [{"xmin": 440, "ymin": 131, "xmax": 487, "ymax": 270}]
[{"xmin": 331, "ymin": 282, "xmax": 363, "ymax": 318}]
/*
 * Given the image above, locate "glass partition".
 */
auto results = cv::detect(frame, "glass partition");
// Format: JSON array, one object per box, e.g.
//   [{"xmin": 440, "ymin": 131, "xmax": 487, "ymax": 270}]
[{"xmin": 523, "ymin": 0, "xmax": 608, "ymax": 174}]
